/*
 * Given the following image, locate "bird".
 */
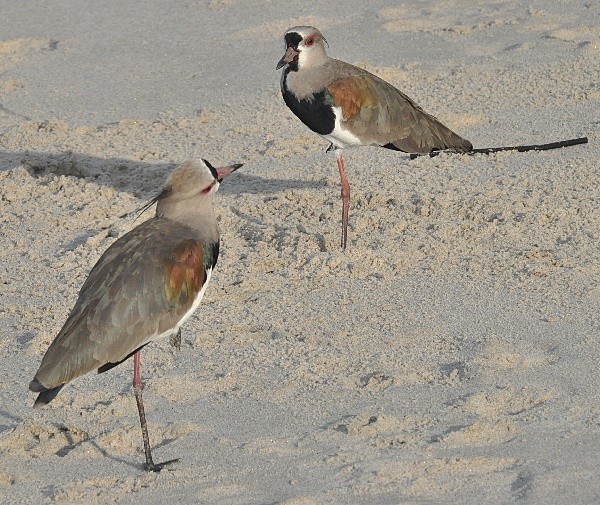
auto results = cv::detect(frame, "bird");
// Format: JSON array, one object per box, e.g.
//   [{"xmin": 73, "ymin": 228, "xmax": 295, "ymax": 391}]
[
  {"xmin": 29, "ymin": 158, "xmax": 242, "ymax": 472},
  {"xmin": 277, "ymin": 25, "xmax": 473, "ymax": 249}
]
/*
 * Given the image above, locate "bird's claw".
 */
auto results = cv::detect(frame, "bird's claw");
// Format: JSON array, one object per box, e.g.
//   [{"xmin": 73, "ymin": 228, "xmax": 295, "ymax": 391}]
[{"xmin": 144, "ymin": 458, "xmax": 180, "ymax": 473}]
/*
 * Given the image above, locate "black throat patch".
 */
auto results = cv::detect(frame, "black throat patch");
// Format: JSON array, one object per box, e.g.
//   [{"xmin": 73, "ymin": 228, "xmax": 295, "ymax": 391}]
[{"xmin": 281, "ymin": 86, "xmax": 336, "ymax": 136}]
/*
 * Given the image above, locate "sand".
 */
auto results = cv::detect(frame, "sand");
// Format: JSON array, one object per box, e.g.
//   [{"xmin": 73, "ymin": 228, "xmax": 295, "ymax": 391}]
[{"xmin": 0, "ymin": 0, "xmax": 598, "ymax": 503}]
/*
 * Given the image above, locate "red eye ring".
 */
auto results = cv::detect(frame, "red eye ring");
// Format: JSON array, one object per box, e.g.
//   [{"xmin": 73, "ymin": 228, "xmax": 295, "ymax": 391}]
[
  {"xmin": 201, "ymin": 182, "xmax": 215, "ymax": 194},
  {"xmin": 305, "ymin": 35, "xmax": 315, "ymax": 47}
]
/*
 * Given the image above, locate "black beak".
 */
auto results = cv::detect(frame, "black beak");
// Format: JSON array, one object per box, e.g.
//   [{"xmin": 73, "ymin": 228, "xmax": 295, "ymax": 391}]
[
  {"xmin": 214, "ymin": 162, "xmax": 243, "ymax": 182},
  {"xmin": 276, "ymin": 46, "xmax": 299, "ymax": 70}
]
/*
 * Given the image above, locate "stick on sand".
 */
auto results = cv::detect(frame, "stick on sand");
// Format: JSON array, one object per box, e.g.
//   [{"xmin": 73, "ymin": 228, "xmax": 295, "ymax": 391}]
[{"xmin": 410, "ymin": 136, "xmax": 589, "ymax": 159}]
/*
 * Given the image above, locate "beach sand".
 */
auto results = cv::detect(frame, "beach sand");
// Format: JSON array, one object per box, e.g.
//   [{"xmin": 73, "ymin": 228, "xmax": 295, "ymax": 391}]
[{"xmin": 0, "ymin": 1, "xmax": 598, "ymax": 503}]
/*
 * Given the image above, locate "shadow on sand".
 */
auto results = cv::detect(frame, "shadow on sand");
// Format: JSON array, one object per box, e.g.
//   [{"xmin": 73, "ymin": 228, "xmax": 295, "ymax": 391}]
[{"xmin": 0, "ymin": 150, "xmax": 324, "ymax": 198}]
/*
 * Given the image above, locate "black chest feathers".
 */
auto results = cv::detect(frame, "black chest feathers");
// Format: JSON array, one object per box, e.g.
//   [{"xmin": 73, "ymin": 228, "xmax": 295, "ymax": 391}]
[{"xmin": 282, "ymin": 78, "xmax": 335, "ymax": 136}]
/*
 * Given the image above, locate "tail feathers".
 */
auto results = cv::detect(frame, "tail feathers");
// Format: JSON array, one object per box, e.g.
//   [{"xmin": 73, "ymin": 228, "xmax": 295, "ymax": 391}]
[
  {"xmin": 421, "ymin": 110, "xmax": 473, "ymax": 153},
  {"xmin": 385, "ymin": 124, "xmax": 473, "ymax": 155},
  {"xmin": 445, "ymin": 135, "xmax": 473, "ymax": 153},
  {"xmin": 29, "ymin": 378, "xmax": 64, "ymax": 408},
  {"xmin": 422, "ymin": 128, "xmax": 473, "ymax": 153}
]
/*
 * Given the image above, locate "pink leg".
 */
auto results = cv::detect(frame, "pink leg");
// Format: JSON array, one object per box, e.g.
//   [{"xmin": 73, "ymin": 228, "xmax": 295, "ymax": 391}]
[
  {"xmin": 133, "ymin": 351, "xmax": 178, "ymax": 472},
  {"xmin": 133, "ymin": 351, "xmax": 156, "ymax": 470},
  {"xmin": 336, "ymin": 150, "xmax": 350, "ymax": 250}
]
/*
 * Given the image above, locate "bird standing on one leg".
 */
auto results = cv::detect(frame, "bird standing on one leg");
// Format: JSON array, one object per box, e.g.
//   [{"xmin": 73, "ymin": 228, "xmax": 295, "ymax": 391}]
[
  {"xmin": 29, "ymin": 159, "xmax": 241, "ymax": 472},
  {"xmin": 277, "ymin": 25, "xmax": 472, "ymax": 249}
]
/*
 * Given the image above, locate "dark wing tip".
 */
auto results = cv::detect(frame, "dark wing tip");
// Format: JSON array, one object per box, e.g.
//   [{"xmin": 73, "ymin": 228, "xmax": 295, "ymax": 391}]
[
  {"xmin": 29, "ymin": 378, "xmax": 46, "ymax": 392},
  {"xmin": 30, "ymin": 380, "xmax": 64, "ymax": 408}
]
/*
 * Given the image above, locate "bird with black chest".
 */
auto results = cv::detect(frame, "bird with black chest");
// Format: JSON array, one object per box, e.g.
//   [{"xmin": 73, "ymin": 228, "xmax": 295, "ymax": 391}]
[
  {"xmin": 29, "ymin": 158, "xmax": 241, "ymax": 472},
  {"xmin": 277, "ymin": 25, "xmax": 474, "ymax": 250}
]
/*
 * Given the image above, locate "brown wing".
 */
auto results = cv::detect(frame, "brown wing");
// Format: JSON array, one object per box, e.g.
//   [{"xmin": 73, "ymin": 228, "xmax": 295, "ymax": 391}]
[
  {"xmin": 326, "ymin": 62, "xmax": 472, "ymax": 154},
  {"xmin": 163, "ymin": 239, "xmax": 206, "ymax": 307},
  {"xmin": 30, "ymin": 219, "xmax": 211, "ymax": 393},
  {"xmin": 326, "ymin": 77, "xmax": 377, "ymax": 122}
]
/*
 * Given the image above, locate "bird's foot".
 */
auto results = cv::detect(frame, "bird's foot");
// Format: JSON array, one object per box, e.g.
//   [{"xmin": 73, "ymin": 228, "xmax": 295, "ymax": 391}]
[{"xmin": 144, "ymin": 457, "xmax": 180, "ymax": 473}]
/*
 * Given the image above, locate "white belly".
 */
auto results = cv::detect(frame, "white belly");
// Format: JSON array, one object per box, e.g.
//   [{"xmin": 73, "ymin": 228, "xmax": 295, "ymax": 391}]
[{"xmin": 322, "ymin": 106, "xmax": 362, "ymax": 148}]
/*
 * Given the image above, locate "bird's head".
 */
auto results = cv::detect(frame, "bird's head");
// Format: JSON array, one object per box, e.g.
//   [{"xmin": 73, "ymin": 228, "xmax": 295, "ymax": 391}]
[
  {"xmin": 139, "ymin": 159, "xmax": 242, "ymax": 219},
  {"xmin": 277, "ymin": 26, "xmax": 328, "ymax": 72}
]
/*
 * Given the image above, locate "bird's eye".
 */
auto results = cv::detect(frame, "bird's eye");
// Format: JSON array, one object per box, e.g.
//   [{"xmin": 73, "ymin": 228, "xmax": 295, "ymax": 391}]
[{"xmin": 305, "ymin": 36, "xmax": 315, "ymax": 47}]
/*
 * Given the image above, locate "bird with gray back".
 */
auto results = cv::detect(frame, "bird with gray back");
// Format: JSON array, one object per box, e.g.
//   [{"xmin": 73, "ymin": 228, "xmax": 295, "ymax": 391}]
[
  {"xmin": 277, "ymin": 25, "xmax": 473, "ymax": 249},
  {"xmin": 29, "ymin": 158, "xmax": 242, "ymax": 472}
]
